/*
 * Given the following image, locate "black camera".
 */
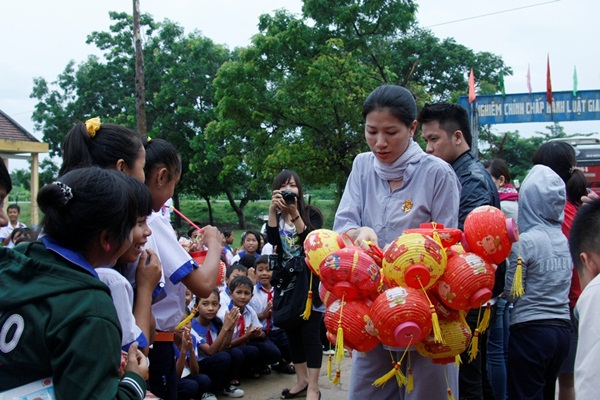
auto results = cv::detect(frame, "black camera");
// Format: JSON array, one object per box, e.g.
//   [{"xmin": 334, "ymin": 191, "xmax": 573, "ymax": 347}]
[{"xmin": 280, "ymin": 189, "xmax": 298, "ymax": 205}]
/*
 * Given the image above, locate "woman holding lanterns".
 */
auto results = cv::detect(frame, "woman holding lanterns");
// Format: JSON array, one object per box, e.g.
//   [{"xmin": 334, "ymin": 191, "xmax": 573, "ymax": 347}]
[{"xmin": 333, "ymin": 85, "xmax": 461, "ymax": 399}]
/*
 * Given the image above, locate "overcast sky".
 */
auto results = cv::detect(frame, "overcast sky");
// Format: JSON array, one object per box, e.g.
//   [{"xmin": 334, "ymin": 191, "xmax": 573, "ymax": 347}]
[{"xmin": 1, "ymin": 0, "xmax": 598, "ymax": 170}]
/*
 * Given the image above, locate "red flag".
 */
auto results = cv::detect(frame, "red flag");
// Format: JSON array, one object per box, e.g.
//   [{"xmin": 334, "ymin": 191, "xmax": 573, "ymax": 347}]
[
  {"xmin": 526, "ymin": 64, "xmax": 532, "ymax": 94},
  {"xmin": 468, "ymin": 68, "xmax": 476, "ymax": 103},
  {"xmin": 546, "ymin": 55, "xmax": 553, "ymax": 104}
]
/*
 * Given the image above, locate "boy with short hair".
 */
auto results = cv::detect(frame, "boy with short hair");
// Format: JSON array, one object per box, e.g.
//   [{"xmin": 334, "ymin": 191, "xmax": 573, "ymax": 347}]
[
  {"xmin": 249, "ymin": 255, "xmax": 295, "ymax": 374},
  {"xmin": 568, "ymin": 198, "xmax": 600, "ymax": 398},
  {"xmin": 228, "ymin": 275, "xmax": 281, "ymax": 378},
  {"xmin": 0, "ymin": 204, "xmax": 26, "ymax": 247},
  {"xmin": 218, "ymin": 264, "xmax": 248, "ymax": 319}
]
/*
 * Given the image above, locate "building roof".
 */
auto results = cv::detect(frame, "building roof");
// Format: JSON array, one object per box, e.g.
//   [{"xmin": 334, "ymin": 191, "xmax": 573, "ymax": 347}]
[
  {"xmin": 0, "ymin": 108, "xmax": 41, "ymax": 143},
  {"xmin": 0, "ymin": 108, "xmax": 48, "ymax": 157}
]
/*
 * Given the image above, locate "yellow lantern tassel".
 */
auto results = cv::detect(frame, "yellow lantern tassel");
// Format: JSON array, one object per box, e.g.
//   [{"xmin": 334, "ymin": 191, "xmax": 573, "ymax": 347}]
[
  {"xmin": 445, "ymin": 369, "xmax": 456, "ymax": 400},
  {"xmin": 301, "ymin": 273, "xmax": 314, "ymax": 320},
  {"xmin": 419, "ymin": 277, "xmax": 444, "ymax": 344},
  {"xmin": 407, "ymin": 367, "xmax": 414, "ymax": 393},
  {"xmin": 430, "ymin": 305, "xmax": 444, "ymax": 344},
  {"xmin": 448, "ymin": 389, "xmax": 456, "ymax": 400},
  {"xmin": 477, "ymin": 302, "xmax": 492, "ymax": 333},
  {"xmin": 373, "ymin": 361, "xmax": 406, "ymax": 387},
  {"xmin": 454, "ymin": 354, "xmax": 462, "ymax": 368},
  {"xmin": 332, "ymin": 368, "xmax": 341, "ymax": 385},
  {"xmin": 334, "ymin": 325, "xmax": 344, "ymax": 365},
  {"xmin": 468, "ymin": 329, "xmax": 480, "ymax": 362},
  {"xmin": 395, "ymin": 367, "xmax": 408, "ymax": 388},
  {"xmin": 327, "ymin": 354, "xmax": 332, "ymax": 378},
  {"xmin": 510, "ymin": 256, "xmax": 525, "ymax": 298},
  {"xmin": 175, "ymin": 306, "xmax": 197, "ymax": 330}
]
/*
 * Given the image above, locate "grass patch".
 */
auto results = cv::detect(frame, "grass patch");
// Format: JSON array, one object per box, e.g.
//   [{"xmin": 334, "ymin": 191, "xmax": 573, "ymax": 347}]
[{"xmin": 10, "ymin": 198, "xmax": 338, "ymax": 235}]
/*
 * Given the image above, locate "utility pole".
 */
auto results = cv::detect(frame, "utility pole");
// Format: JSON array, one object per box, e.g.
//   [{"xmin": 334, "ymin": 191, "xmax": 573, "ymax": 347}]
[{"xmin": 133, "ymin": 0, "xmax": 147, "ymax": 135}]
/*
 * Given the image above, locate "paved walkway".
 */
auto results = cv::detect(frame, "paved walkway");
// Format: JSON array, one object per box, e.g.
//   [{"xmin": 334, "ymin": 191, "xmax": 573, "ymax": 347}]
[{"xmin": 229, "ymin": 353, "xmax": 352, "ymax": 400}]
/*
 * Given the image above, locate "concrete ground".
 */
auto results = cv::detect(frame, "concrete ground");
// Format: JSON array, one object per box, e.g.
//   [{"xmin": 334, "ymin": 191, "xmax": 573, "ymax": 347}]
[{"xmin": 227, "ymin": 353, "xmax": 352, "ymax": 400}]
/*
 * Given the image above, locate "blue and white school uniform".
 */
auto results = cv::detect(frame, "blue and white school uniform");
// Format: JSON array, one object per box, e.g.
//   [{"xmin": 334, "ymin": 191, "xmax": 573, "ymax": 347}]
[
  {"xmin": 230, "ymin": 304, "xmax": 262, "ymax": 339},
  {"xmin": 234, "ymin": 303, "xmax": 281, "ymax": 366},
  {"xmin": 190, "ymin": 319, "xmax": 211, "ymax": 361},
  {"xmin": 191, "ymin": 318, "xmax": 244, "ymax": 388},
  {"xmin": 97, "ymin": 267, "xmax": 148, "ymax": 351},
  {"xmin": 249, "ymin": 283, "xmax": 276, "ymax": 332},
  {"xmin": 138, "ymin": 210, "xmax": 198, "ymax": 332}
]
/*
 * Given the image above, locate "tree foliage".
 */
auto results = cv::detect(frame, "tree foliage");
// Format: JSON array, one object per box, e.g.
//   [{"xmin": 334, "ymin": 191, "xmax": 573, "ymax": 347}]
[
  {"xmin": 205, "ymin": 1, "xmax": 513, "ymax": 219},
  {"xmin": 30, "ymin": 12, "xmax": 231, "ymax": 226},
  {"xmin": 30, "ymin": 1, "xmax": 517, "ymax": 228}
]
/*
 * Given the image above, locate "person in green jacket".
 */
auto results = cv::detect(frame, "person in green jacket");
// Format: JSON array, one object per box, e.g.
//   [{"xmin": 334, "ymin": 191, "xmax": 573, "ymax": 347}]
[{"xmin": 0, "ymin": 167, "xmax": 149, "ymax": 400}]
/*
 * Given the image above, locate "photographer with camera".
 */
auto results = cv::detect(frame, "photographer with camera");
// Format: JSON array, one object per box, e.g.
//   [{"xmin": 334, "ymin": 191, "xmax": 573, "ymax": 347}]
[{"xmin": 266, "ymin": 169, "xmax": 324, "ymax": 400}]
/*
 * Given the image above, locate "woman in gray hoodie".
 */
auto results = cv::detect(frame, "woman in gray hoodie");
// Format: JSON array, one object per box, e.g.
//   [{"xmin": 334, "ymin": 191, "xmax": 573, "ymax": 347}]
[{"xmin": 504, "ymin": 164, "xmax": 572, "ymax": 400}]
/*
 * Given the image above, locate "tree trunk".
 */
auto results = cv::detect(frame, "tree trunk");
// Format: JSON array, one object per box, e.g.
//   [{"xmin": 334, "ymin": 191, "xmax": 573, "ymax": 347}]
[
  {"xmin": 204, "ymin": 196, "xmax": 214, "ymax": 225},
  {"xmin": 172, "ymin": 194, "xmax": 181, "ymax": 230},
  {"xmin": 133, "ymin": 0, "xmax": 147, "ymax": 135},
  {"xmin": 224, "ymin": 190, "xmax": 247, "ymax": 229}
]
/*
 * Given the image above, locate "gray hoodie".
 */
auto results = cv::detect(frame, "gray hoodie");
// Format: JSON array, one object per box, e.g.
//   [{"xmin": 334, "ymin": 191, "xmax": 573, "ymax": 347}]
[{"xmin": 504, "ymin": 165, "xmax": 571, "ymax": 325}]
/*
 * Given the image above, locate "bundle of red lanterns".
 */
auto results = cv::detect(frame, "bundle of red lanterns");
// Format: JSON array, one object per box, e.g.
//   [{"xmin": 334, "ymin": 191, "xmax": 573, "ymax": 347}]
[{"xmin": 302, "ymin": 210, "xmax": 519, "ymax": 389}]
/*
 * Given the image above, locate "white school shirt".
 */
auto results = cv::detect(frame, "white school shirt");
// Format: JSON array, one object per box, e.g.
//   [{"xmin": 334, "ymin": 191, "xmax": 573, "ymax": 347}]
[
  {"xmin": 249, "ymin": 283, "xmax": 278, "ymax": 331},
  {"xmin": 230, "ymin": 304, "xmax": 261, "ymax": 340},
  {"xmin": 216, "ymin": 289, "xmax": 232, "ymax": 321},
  {"xmin": 97, "ymin": 267, "xmax": 148, "ymax": 350},
  {"xmin": 124, "ymin": 210, "xmax": 198, "ymax": 332}
]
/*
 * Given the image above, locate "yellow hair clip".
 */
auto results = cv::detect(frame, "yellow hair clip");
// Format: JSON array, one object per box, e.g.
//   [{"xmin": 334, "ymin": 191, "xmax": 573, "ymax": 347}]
[
  {"xmin": 84, "ymin": 117, "xmax": 101, "ymax": 138},
  {"xmin": 147, "ymin": 136, "xmax": 152, "ymax": 142}
]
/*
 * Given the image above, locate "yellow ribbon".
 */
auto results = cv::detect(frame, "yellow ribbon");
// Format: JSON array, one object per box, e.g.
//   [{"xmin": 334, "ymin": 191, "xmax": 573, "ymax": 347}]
[{"xmin": 85, "ymin": 117, "xmax": 101, "ymax": 138}]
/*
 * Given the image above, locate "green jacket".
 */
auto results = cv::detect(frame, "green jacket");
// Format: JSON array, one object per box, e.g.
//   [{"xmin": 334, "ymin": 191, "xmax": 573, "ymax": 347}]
[{"xmin": 0, "ymin": 241, "xmax": 146, "ymax": 400}]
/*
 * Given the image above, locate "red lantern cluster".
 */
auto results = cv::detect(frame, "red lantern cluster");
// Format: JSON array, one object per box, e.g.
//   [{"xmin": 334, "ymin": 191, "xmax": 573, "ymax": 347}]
[{"xmin": 303, "ymin": 215, "xmax": 518, "ymax": 379}]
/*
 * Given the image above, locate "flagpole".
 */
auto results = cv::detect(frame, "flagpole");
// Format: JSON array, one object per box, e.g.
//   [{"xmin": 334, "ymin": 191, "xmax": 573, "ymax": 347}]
[
  {"xmin": 471, "ymin": 102, "xmax": 479, "ymax": 159},
  {"xmin": 468, "ymin": 68, "xmax": 478, "ymax": 158}
]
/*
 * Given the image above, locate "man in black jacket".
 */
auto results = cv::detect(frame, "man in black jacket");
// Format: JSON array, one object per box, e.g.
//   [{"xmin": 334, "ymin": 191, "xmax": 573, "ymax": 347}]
[{"xmin": 419, "ymin": 103, "xmax": 500, "ymax": 400}]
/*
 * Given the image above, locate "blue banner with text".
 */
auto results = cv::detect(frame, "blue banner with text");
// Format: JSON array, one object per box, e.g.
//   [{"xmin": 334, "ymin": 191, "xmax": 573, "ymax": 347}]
[{"xmin": 459, "ymin": 90, "xmax": 600, "ymax": 125}]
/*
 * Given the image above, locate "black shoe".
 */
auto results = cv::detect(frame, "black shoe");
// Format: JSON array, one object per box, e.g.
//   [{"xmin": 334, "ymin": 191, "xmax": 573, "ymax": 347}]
[
  {"xmin": 281, "ymin": 385, "xmax": 308, "ymax": 399},
  {"xmin": 273, "ymin": 362, "xmax": 296, "ymax": 374}
]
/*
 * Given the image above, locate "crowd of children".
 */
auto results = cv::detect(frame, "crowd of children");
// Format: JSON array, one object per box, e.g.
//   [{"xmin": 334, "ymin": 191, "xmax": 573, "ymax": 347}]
[{"xmin": 0, "ymin": 120, "xmax": 310, "ymax": 400}]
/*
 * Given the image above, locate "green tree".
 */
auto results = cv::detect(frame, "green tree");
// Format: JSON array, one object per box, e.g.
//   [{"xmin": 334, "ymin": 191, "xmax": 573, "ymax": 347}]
[
  {"xmin": 205, "ymin": 1, "xmax": 512, "ymax": 227},
  {"xmin": 30, "ymin": 12, "xmax": 231, "ymax": 227}
]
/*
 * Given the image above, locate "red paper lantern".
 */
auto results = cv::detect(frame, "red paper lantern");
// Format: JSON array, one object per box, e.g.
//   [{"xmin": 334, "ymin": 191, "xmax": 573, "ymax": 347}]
[
  {"xmin": 190, "ymin": 250, "xmax": 226, "ymax": 285},
  {"xmin": 324, "ymin": 299, "xmax": 379, "ymax": 353},
  {"xmin": 462, "ymin": 205, "xmax": 519, "ymax": 265},
  {"xmin": 414, "ymin": 318, "xmax": 472, "ymax": 364},
  {"xmin": 370, "ymin": 287, "xmax": 432, "ymax": 348},
  {"xmin": 320, "ymin": 247, "xmax": 381, "ymax": 300},
  {"xmin": 403, "ymin": 222, "xmax": 462, "ymax": 248},
  {"xmin": 319, "ymin": 283, "xmax": 339, "ymax": 308},
  {"xmin": 304, "ymin": 229, "xmax": 346, "ymax": 276},
  {"xmin": 433, "ymin": 252, "xmax": 496, "ymax": 311},
  {"xmin": 382, "ymin": 233, "xmax": 447, "ymax": 290},
  {"xmin": 429, "ymin": 290, "xmax": 461, "ymax": 322}
]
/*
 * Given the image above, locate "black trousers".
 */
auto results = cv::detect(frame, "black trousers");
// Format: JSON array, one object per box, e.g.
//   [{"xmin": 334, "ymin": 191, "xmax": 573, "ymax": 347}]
[{"xmin": 148, "ymin": 341, "xmax": 177, "ymax": 400}]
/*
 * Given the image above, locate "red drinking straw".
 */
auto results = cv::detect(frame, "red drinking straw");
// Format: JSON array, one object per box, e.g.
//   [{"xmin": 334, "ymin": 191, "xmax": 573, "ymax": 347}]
[{"xmin": 169, "ymin": 205, "xmax": 204, "ymax": 233}]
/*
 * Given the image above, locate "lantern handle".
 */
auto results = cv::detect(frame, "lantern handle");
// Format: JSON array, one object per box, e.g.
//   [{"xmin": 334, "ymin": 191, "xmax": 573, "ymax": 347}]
[{"xmin": 337, "ymin": 232, "xmax": 355, "ymax": 249}]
